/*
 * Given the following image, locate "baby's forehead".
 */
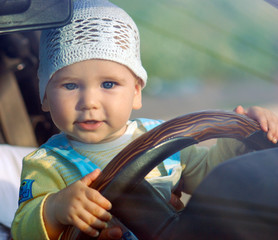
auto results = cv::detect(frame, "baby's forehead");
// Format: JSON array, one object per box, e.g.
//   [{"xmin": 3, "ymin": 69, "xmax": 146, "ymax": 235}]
[{"xmin": 50, "ymin": 59, "xmax": 139, "ymax": 82}]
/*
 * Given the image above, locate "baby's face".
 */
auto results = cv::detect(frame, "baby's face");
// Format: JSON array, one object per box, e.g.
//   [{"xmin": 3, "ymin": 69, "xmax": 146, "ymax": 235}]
[{"xmin": 42, "ymin": 59, "xmax": 142, "ymax": 144}]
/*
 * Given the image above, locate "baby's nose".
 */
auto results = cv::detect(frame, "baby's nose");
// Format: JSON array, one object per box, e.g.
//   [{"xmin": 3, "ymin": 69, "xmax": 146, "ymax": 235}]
[{"xmin": 79, "ymin": 90, "xmax": 101, "ymax": 110}]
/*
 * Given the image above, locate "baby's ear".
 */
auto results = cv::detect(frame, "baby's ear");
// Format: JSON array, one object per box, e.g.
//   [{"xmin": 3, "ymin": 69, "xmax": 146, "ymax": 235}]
[
  {"xmin": 132, "ymin": 82, "xmax": 142, "ymax": 110},
  {"xmin": 41, "ymin": 96, "xmax": 50, "ymax": 112}
]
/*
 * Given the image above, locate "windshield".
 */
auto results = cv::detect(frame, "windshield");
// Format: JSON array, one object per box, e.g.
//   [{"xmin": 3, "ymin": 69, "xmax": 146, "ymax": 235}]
[{"xmin": 110, "ymin": 0, "xmax": 278, "ymax": 120}]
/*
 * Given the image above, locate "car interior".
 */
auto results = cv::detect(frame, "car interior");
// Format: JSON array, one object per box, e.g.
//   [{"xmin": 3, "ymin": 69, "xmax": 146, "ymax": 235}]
[{"xmin": 0, "ymin": 1, "xmax": 72, "ymax": 238}]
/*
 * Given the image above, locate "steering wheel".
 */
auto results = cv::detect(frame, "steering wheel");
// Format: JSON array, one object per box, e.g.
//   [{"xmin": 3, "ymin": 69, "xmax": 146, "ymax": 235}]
[{"xmin": 61, "ymin": 110, "xmax": 277, "ymax": 240}]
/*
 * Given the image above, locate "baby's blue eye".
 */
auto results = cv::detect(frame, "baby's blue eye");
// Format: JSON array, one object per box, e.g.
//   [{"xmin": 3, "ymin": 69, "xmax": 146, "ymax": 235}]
[
  {"xmin": 64, "ymin": 83, "xmax": 78, "ymax": 90},
  {"xmin": 102, "ymin": 81, "xmax": 115, "ymax": 89}
]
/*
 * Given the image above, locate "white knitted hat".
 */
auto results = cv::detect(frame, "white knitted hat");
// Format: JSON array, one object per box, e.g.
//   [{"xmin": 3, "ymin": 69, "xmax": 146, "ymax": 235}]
[{"xmin": 38, "ymin": 0, "xmax": 147, "ymax": 102}]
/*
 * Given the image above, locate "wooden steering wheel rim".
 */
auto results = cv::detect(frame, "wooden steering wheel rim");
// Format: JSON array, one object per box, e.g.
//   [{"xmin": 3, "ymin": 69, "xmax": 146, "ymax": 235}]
[{"xmin": 62, "ymin": 110, "xmax": 276, "ymax": 239}]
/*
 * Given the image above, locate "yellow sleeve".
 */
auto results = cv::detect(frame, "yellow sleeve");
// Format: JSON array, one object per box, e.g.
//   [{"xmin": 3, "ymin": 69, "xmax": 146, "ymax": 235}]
[
  {"xmin": 180, "ymin": 138, "xmax": 247, "ymax": 194},
  {"xmin": 11, "ymin": 150, "xmax": 67, "ymax": 240}
]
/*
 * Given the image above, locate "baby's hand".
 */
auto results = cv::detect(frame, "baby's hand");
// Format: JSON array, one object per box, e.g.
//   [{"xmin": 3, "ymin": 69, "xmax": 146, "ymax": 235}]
[
  {"xmin": 234, "ymin": 105, "xmax": 278, "ymax": 144},
  {"xmin": 44, "ymin": 169, "xmax": 112, "ymax": 239}
]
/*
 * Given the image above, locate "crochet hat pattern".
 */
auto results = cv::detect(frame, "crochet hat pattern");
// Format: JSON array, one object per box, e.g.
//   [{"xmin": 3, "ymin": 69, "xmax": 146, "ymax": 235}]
[{"xmin": 38, "ymin": 0, "xmax": 147, "ymax": 102}]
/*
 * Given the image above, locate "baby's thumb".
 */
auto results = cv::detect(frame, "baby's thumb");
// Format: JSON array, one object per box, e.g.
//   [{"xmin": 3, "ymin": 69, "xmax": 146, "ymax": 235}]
[
  {"xmin": 234, "ymin": 105, "xmax": 246, "ymax": 115},
  {"xmin": 81, "ymin": 169, "xmax": 101, "ymax": 186}
]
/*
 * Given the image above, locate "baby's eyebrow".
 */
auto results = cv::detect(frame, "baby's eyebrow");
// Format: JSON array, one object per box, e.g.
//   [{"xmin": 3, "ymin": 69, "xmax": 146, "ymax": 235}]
[
  {"xmin": 99, "ymin": 75, "xmax": 118, "ymax": 81},
  {"xmin": 53, "ymin": 75, "xmax": 79, "ymax": 82}
]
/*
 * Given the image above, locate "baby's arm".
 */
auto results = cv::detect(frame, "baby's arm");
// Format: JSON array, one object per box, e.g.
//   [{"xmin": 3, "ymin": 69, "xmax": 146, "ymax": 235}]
[
  {"xmin": 234, "ymin": 105, "xmax": 278, "ymax": 144},
  {"xmin": 43, "ymin": 169, "xmax": 112, "ymax": 239}
]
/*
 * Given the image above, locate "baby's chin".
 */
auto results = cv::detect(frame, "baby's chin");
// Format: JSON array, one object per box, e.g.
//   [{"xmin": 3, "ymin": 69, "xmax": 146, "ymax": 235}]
[
  {"xmin": 66, "ymin": 134, "xmax": 112, "ymax": 144},
  {"xmin": 66, "ymin": 124, "xmax": 128, "ymax": 144}
]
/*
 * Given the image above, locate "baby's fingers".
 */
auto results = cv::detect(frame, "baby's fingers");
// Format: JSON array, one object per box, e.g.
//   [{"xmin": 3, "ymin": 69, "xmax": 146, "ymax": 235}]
[
  {"xmin": 234, "ymin": 105, "xmax": 246, "ymax": 115},
  {"xmin": 258, "ymin": 115, "xmax": 269, "ymax": 133},
  {"xmin": 265, "ymin": 119, "xmax": 278, "ymax": 144},
  {"xmin": 84, "ymin": 199, "xmax": 112, "ymax": 222},
  {"xmin": 74, "ymin": 217, "xmax": 102, "ymax": 237},
  {"xmin": 258, "ymin": 111, "xmax": 278, "ymax": 144},
  {"xmin": 243, "ymin": 106, "xmax": 278, "ymax": 143},
  {"xmin": 86, "ymin": 188, "xmax": 112, "ymax": 211},
  {"xmin": 74, "ymin": 209, "xmax": 110, "ymax": 237}
]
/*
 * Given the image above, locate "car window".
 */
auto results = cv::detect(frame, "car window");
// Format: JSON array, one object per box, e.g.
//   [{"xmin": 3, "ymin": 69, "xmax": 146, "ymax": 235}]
[{"xmin": 110, "ymin": 0, "xmax": 278, "ymax": 120}]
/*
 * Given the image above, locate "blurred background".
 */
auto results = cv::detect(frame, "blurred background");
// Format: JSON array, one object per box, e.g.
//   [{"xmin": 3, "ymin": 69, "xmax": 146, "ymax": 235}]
[{"xmin": 111, "ymin": 0, "xmax": 278, "ymax": 120}]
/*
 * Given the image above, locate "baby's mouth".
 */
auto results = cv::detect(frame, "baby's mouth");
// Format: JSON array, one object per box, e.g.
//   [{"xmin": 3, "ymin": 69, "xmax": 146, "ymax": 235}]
[{"xmin": 76, "ymin": 120, "xmax": 103, "ymax": 131}]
